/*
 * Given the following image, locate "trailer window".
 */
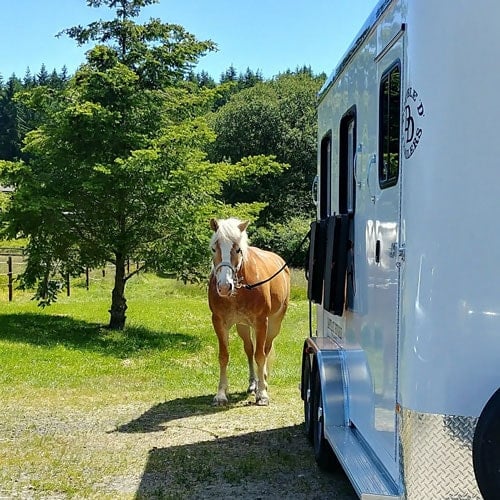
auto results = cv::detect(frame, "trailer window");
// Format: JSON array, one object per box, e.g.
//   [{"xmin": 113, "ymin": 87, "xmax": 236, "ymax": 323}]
[
  {"xmin": 379, "ymin": 64, "xmax": 401, "ymax": 188},
  {"xmin": 320, "ymin": 132, "xmax": 332, "ymax": 219},
  {"xmin": 339, "ymin": 108, "xmax": 356, "ymax": 310},
  {"xmin": 339, "ymin": 109, "xmax": 356, "ymax": 215}
]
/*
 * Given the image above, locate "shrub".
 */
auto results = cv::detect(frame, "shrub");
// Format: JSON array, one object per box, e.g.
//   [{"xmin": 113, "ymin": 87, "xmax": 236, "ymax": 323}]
[{"xmin": 250, "ymin": 216, "xmax": 312, "ymax": 268}]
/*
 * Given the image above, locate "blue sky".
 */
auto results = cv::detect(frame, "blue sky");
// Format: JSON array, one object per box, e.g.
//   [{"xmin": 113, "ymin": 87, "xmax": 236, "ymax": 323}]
[{"xmin": 1, "ymin": 0, "xmax": 378, "ymax": 81}]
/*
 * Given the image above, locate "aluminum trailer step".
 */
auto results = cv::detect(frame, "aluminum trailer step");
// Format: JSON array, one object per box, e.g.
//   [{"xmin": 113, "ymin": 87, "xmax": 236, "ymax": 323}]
[{"xmin": 324, "ymin": 425, "xmax": 402, "ymax": 499}]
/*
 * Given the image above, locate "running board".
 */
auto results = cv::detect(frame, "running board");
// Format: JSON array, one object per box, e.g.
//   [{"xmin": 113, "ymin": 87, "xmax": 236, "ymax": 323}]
[{"xmin": 324, "ymin": 425, "xmax": 402, "ymax": 499}]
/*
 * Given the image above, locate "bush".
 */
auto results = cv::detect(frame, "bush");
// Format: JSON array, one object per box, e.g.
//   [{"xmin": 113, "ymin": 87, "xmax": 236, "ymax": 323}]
[{"xmin": 249, "ymin": 216, "xmax": 312, "ymax": 268}]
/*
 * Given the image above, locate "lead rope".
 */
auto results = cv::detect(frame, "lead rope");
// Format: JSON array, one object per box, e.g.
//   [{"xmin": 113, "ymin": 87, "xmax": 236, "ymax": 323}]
[{"xmin": 242, "ymin": 229, "xmax": 311, "ymax": 290}]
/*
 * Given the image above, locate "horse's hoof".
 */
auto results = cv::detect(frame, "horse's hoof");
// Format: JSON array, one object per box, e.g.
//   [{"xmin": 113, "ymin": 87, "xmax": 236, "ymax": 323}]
[
  {"xmin": 247, "ymin": 381, "xmax": 257, "ymax": 395},
  {"xmin": 212, "ymin": 395, "xmax": 228, "ymax": 406},
  {"xmin": 255, "ymin": 396, "xmax": 269, "ymax": 406}
]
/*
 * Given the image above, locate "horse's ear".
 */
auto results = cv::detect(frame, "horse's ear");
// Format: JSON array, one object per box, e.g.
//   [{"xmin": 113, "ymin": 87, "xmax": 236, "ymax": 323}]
[
  {"xmin": 238, "ymin": 220, "xmax": 249, "ymax": 233},
  {"xmin": 210, "ymin": 218, "xmax": 219, "ymax": 231}
]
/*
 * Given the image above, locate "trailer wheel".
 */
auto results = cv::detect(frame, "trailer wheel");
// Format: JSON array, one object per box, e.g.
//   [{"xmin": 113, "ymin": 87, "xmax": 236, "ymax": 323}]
[
  {"xmin": 301, "ymin": 353, "xmax": 313, "ymax": 442},
  {"xmin": 473, "ymin": 388, "xmax": 500, "ymax": 500},
  {"xmin": 312, "ymin": 368, "xmax": 338, "ymax": 470}
]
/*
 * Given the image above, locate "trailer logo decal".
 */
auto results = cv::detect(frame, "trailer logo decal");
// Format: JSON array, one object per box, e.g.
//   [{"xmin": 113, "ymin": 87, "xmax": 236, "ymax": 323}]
[{"xmin": 404, "ymin": 88, "xmax": 425, "ymax": 159}]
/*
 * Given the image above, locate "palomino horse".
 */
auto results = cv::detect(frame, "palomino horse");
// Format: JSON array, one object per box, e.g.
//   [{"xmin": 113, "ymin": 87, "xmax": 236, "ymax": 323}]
[{"xmin": 208, "ymin": 218, "xmax": 290, "ymax": 406}]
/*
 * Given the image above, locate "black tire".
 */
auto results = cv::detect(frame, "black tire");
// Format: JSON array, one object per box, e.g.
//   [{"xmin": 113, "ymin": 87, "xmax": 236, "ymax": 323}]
[
  {"xmin": 311, "ymin": 368, "xmax": 338, "ymax": 470},
  {"xmin": 302, "ymin": 353, "xmax": 313, "ymax": 442},
  {"xmin": 473, "ymin": 388, "xmax": 500, "ymax": 500}
]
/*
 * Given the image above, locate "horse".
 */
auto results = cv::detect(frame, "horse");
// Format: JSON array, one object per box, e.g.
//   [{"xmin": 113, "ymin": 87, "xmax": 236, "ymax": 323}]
[{"xmin": 208, "ymin": 217, "xmax": 291, "ymax": 406}]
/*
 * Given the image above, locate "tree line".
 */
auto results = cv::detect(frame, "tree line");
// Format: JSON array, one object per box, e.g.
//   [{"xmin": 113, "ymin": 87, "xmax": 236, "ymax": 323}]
[
  {"xmin": 0, "ymin": 0, "xmax": 323, "ymax": 329},
  {"xmin": 0, "ymin": 66, "xmax": 69, "ymax": 161}
]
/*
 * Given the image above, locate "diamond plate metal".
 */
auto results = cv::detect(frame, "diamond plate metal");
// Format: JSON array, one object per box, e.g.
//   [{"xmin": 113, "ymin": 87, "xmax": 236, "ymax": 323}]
[{"xmin": 400, "ymin": 408, "xmax": 481, "ymax": 499}]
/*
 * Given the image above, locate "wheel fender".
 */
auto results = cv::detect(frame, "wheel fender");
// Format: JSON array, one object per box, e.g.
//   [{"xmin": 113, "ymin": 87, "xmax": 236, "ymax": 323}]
[{"xmin": 314, "ymin": 348, "xmax": 347, "ymax": 427}]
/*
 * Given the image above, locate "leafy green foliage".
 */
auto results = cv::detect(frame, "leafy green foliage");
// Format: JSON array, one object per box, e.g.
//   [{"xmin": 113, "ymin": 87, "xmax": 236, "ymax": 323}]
[
  {"xmin": 208, "ymin": 68, "xmax": 323, "ymax": 225},
  {"xmin": 250, "ymin": 216, "xmax": 311, "ymax": 268},
  {"xmin": 0, "ymin": 0, "xmax": 280, "ymax": 329},
  {"xmin": 0, "ymin": 67, "xmax": 69, "ymax": 162}
]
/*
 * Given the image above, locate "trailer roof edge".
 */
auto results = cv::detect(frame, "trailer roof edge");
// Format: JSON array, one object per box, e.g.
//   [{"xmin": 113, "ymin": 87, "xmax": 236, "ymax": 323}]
[{"xmin": 318, "ymin": 0, "xmax": 393, "ymax": 101}]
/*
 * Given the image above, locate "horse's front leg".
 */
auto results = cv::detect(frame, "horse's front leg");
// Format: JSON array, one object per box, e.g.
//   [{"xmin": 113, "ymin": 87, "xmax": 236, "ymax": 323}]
[
  {"xmin": 212, "ymin": 315, "xmax": 230, "ymax": 406},
  {"xmin": 254, "ymin": 318, "xmax": 270, "ymax": 406},
  {"xmin": 236, "ymin": 324, "xmax": 257, "ymax": 394}
]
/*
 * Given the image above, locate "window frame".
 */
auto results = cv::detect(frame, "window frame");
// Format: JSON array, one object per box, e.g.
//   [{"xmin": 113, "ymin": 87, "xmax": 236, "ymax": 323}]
[
  {"xmin": 378, "ymin": 61, "xmax": 401, "ymax": 189},
  {"xmin": 319, "ymin": 131, "xmax": 332, "ymax": 219}
]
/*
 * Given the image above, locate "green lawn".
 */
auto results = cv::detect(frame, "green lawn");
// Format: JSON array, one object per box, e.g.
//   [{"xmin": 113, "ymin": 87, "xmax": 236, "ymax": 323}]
[{"xmin": 0, "ymin": 270, "xmax": 337, "ymax": 499}]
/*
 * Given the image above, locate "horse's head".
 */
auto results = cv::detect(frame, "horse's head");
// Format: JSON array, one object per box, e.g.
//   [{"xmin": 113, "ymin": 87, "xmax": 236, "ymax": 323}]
[{"xmin": 210, "ymin": 218, "xmax": 249, "ymax": 297}]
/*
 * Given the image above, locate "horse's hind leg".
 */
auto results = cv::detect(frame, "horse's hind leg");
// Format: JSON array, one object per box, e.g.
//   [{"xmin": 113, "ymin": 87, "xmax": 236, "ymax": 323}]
[
  {"xmin": 254, "ymin": 315, "xmax": 284, "ymax": 406},
  {"xmin": 264, "ymin": 315, "xmax": 283, "ymax": 373},
  {"xmin": 236, "ymin": 324, "xmax": 257, "ymax": 394},
  {"xmin": 254, "ymin": 318, "xmax": 272, "ymax": 406}
]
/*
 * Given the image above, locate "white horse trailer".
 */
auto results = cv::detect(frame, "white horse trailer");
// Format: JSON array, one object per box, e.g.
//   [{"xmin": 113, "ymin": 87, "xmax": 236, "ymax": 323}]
[{"xmin": 301, "ymin": 1, "xmax": 500, "ymax": 498}]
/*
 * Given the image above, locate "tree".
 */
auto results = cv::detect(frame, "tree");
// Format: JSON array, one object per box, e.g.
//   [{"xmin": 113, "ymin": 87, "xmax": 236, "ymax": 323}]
[
  {"xmin": 0, "ymin": 75, "xmax": 23, "ymax": 160},
  {"xmin": 37, "ymin": 64, "xmax": 50, "ymax": 86},
  {"xmin": 220, "ymin": 65, "xmax": 238, "ymax": 84},
  {"xmin": 238, "ymin": 67, "xmax": 263, "ymax": 89},
  {"xmin": 209, "ymin": 71, "xmax": 323, "ymax": 224},
  {"xmin": 23, "ymin": 68, "xmax": 36, "ymax": 88},
  {"xmin": 0, "ymin": 0, "xmax": 281, "ymax": 329}
]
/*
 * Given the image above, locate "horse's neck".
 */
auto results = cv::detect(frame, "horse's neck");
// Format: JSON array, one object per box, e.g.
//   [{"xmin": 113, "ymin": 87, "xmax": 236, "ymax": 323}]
[{"xmin": 240, "ymin": 247, "xmax": 257, "ymax": 276}]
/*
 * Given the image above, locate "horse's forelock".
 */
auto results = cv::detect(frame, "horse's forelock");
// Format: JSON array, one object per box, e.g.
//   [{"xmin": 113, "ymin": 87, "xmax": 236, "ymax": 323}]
[{"xmin": 210, "ymin": 218, "xmax": 249, "ymax": 259}]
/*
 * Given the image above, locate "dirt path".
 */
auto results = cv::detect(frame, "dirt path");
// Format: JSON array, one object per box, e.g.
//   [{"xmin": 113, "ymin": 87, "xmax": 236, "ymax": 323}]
[
  {"xmin": 2, "ymin": 391, "xmax": 358, "ymax": 499},
  {"xmin": 116, "ymin": 393, "xmax": 359, "ymax": 499}
]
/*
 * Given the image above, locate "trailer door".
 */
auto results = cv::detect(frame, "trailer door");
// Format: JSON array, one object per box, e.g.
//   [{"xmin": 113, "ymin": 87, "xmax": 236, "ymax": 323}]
[{"xmin": 349, "ymin": 36, "xmax": 404, "ymax": 480}]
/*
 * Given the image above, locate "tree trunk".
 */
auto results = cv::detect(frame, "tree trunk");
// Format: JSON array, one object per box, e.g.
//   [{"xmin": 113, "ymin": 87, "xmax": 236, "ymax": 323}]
[{"xmin": 108, "ymin": 253, "xmax": 128, "ymax": 330}]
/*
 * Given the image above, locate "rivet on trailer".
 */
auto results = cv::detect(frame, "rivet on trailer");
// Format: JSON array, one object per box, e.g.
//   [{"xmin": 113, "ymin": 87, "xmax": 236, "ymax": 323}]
[{"xmin": 301, "ymin": 0, "xmax": 500, "ymax": 498}]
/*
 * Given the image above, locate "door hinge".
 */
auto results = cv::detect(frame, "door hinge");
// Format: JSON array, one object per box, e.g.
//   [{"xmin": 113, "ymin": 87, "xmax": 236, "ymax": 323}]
[{"xmin": 390, "ymin": 242, "xmax": 405, "ymax": 261}]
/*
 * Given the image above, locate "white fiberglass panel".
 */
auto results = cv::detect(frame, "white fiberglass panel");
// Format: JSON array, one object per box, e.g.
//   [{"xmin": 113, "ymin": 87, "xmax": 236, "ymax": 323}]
[{"xmin": 399, "ymin": 0, "xmax": 500, "ymax": 417}]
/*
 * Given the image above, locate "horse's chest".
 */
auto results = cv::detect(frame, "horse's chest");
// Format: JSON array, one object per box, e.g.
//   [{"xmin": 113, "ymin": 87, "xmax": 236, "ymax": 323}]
[{"xmin": 209, "ymin": 290, "xmax": 267, "ymax": 327}]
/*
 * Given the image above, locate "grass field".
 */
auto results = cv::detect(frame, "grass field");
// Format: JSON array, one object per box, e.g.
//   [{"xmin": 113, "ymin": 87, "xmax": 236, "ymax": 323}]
[{"xmin": 0, "ymin": 270, "xmax": 356, "ymax": 499}]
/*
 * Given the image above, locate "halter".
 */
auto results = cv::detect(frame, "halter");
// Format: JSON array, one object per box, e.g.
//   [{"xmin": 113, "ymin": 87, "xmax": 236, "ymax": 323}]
[{"xmin": 213, "ymin": 256, "xmax": 244, "ymax": 289}]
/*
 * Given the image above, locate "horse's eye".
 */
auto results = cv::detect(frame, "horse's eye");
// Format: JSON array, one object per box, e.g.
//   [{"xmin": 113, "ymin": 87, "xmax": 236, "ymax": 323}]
[
  {"xmin": 211, "ymin": 247, "xmax": 216, "ymax": 253},
  {"xmin": 235, "ymin": 248, "xmax": 241, "ymax": 254}
]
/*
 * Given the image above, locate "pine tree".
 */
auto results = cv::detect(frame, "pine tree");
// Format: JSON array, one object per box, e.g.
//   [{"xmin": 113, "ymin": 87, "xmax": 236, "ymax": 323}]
[
  {"xmin": 220, "ymin": 65, "xmax": 238, "ymax": 83},
  {"xmin": 22, "ymin": 68, "xmax": 35, "ymax": 88},
  {"xmin": 37, "ymin": 64, "xmax": 50, "ymax": 85},
  {"xmin": 0, "ymin": 76, "xmax": 23, "ymax": 160}
]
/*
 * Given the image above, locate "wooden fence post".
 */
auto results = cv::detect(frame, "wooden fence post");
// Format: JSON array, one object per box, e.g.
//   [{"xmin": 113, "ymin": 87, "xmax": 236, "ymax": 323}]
[{"xmin": 7, "ymin": 256, "xmax": 13, "ymax": 302}]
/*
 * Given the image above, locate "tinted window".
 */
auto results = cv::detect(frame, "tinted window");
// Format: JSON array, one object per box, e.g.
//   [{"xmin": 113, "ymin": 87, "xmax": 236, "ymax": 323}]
[
  {"xmin": 379, "ymin": 64, "xmax": 401, "ymax": 188},
  {"xmin": 320, "ymin": 133, "xmax": 332, "ymax": 219}
]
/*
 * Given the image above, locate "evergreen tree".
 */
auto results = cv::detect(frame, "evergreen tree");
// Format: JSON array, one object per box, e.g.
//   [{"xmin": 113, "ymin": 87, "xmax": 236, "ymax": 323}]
[
  {"xmin": 220, "ymin": 64, "xmax": 237, "ymax": 83},
  {"xmin": 37, "ymin": 64, "xmax": 50, "ymax": 85},
  {"xmin": 197, "ymin": 70, "xmax": 216, "ymax": 88},
  {"xmin": 23, "ymin": 68, "xmax": 35, "ymax": 88},
  {"xmin": 0, "ymin": 75, "xmax": 23, "ymax": 160},
  {"xmin": 0, "ymin": 0, "xmax": 279, "ymax": 329},
  {"xmin": 238, "ymin": 67, "xmax": 263, "ymax": 89},
  {"xmin": 59, "ymin": 65, "xmax": 69, "ymax": 84}
]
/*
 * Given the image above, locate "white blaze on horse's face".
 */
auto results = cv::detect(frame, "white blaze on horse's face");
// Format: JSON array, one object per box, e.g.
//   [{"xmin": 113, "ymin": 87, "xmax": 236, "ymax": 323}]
[
  {"xmin": 213, "ymin": 239, "xmax": 242, "ymax": 297},
  {"xmin": 210, "ymin": 218, "xmax": 248, "ymax": 298}
]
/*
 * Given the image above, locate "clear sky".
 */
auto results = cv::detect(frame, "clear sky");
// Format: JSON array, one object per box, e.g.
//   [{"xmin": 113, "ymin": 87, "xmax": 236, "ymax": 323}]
[{"xmin": 1, "ymin": 0, "xmax": 379, "ymax": 82}]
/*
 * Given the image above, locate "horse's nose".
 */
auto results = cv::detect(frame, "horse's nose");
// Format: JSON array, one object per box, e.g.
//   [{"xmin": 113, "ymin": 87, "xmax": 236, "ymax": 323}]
[{"xmin": 217, "ymin": 282, "xmax": 233, "ymax": 297}]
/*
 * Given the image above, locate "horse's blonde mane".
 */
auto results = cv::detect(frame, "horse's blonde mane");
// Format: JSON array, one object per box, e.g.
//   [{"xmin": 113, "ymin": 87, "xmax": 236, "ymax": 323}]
[{"xmin": 210, "ymin": 218, "xmax": 249, "ymax": 259}]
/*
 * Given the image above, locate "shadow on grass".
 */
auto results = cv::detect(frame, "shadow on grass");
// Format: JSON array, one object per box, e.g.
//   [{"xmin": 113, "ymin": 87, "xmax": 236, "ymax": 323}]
[
  {"xmin": 134, "ymin": 424, "xmax": 358, "ymax": 499},
  {"xmin": 0, "ymin": 313, "xmax": 201, "ymax": 358},
  {"xmin": 116, "ymin": 393, "xmax": 252, "ymax": 433}
]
